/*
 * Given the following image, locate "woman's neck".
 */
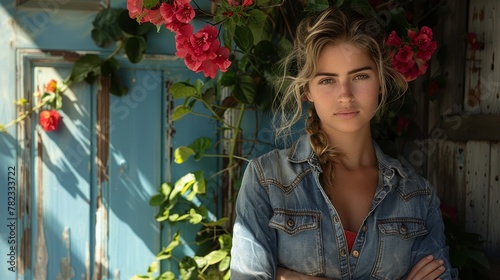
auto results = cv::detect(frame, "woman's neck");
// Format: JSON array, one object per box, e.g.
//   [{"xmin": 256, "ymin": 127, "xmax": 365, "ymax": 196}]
[{"xmin": 329, "ymin": 129, "xmax": 377, "ymax": 170}]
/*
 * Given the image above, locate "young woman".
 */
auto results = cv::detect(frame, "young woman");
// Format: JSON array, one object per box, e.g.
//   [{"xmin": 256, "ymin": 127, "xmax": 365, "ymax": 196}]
[{"xmin": 230, "ymin": 6, "xmax": 457, "ymax": 280}]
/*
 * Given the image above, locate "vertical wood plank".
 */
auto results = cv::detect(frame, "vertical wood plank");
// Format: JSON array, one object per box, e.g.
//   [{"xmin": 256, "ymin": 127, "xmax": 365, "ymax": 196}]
[
  {"xmin": 465, "ymin": 0, "xmax": 485, "ymax": 114},
  {"xmin": 479, "ymin": 1, "xmax": 500, "ymax": 114},
  {"xmin": 488, "ymin": 142, "xmax": 500, "ymax": 256},
  {"xmin": 465, "ymin": 141, "xmax": 490, "ymax": 240},
  {"xmin": 32, "ymin": 66, "xmax": 93, "ymax": 279},
  {"xmin": 437, "ymin": 141, "xmax": 467, "ymax": 223}
]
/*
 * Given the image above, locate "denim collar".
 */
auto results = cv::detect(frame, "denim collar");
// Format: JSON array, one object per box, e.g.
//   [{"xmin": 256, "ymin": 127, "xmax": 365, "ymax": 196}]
[{"xmin": 286, "ymin": 134, "xmax": 407, "ymax": 179}]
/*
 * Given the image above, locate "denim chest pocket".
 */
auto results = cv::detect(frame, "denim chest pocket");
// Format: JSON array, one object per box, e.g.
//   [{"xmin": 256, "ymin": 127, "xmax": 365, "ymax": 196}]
[
  {"xmin": 269, "ymin": 209, "xmax": 324, "ymax": 276},
  {"xmin": 371, "ymin": 218, "xmax": 428, "ymax": 280}
]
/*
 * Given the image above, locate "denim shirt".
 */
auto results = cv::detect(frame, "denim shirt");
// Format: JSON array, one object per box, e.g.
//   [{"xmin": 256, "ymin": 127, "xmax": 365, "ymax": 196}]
[{"xmin": 230, "ymin": 134, "xmax": 457, "ymax": 280}]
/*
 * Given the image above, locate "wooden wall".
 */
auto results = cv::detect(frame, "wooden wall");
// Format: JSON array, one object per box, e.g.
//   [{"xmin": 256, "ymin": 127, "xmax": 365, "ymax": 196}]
[{"xmin": 427, "ymin": 0, "xmax": 500, "ymax": 263}]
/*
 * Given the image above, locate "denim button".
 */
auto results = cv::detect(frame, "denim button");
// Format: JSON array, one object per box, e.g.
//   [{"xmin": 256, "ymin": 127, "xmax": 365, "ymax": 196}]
[
  {"xmin": 287, "ymin": 218, "xmax": 295, "ymax": 228},
  {"xmin": 340, "ymin": 248, "xmax": 346, "ymax": 256},
  {"xmin": 362, "ymin": 225, "xmax": 368, "ymax": 232},
  {"xmin": 333, "ymin": 216, "xmax": 339, "ymax": 224},
  {"xmin": 400, "ymin": 224, "xmax": 408, "ymax": 233},
  {"xmin": 352, "ymin": 250, "xmax": 359, "ymax": 257},
  {"xmin": 383, "ymin": 168, "xmax": 394, "ymax": 177}
]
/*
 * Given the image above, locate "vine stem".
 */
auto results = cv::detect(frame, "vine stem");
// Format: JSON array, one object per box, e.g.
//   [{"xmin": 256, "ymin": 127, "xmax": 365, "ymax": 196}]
[{"xmin": 0, "ymin": 100, "xmax": 47, "ymax": 132}]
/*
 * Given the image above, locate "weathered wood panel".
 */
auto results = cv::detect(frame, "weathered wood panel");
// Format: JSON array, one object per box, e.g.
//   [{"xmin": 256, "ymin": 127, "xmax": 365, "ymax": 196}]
[
  {"xmin": 488, "ymin": 142, "xmax": 500, "ymax": 257},
  {"xmin": 465, "ymin": 141, "xmax": 490, "ymax": 240},
  {"xmin": 465, "ymin": 0, "xmax": 500, "ymax": 114},
  {"xmin": 436, "ymin": 141, "xmax": 466, "ymax": 223}
]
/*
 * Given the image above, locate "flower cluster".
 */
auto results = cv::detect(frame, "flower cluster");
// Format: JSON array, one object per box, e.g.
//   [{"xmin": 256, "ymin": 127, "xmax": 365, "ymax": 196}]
[
  {"xmin": 127, "ymin": 0, "xmax": 232, "ymax": 78},
  {"xmin": 39, "ymin": 79, "xmax": 62, "ymax": 132},
  {"xmin": 386, "ymin": 26, "xmax": 437, "ymax": 82}
]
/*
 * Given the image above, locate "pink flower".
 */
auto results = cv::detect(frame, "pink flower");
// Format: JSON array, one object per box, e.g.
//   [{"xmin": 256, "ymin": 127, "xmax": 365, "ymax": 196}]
[
  {"xmin": 391, "ymin": 56, "xmax": 415, "ymax": 74},
  {"xmin": 143, "ymin": 8, "xmax": 164, "ymax": 26},
  {"xmin": 394, "ymin": 45, "xmax": 414, "ymax": 63},
  {"xmin": 160, "ymin": 0, "xmax": 194, "ymax": 32},
  {"xmin": 173, "ymin": 0, "xmax": 195, "ymax": 23},
  {"xmin": 386, "ymin": 31, "xmax": 402, "ymax": 47},
  {"xmin": 127, "ymin": 0, "xmax": 145, "ymax": 21},
  {"xmin": 416, "ymin": 41, "xmax": 437, "ymax": 60},
  {"xmin": 175, "ymin": 24, "xmax": 231, "ymax": 78}
]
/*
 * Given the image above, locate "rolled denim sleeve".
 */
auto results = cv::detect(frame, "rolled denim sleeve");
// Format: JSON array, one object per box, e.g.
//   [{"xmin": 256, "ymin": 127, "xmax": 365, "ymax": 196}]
[
  {"xmin": 408, "ymin": 184, "xmax": 459, "ymax": 280},
  {"xmin": 230, "ymin": 160, "xmax": 277, "ymax": 280}
]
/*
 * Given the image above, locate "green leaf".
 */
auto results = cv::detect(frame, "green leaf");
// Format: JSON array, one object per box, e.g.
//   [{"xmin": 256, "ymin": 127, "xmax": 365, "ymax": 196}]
[
  {"xmin": 172, "ymin": 105, "xmax": 191, "ymax": 121},
  {"xmin": 170, "ymin": 82, "xmax": 199, "ymax": 99},
  {"xmin": 125, "ymin": 36, "xmax": 147, "ymax": 64},
  {"xmin": 218, "ymin": 234, "xmax": 232, "ymax": 251},
  {"xmin": 193, "ymin": 256, "xmax": 207, "ymax": 269},
  {"xmin": 143, "ymin": 0, "xmax": 159, "ymax": 9},
  {"xmin": 92, "ymin": 8, "xmax": 124, "ymax": 44},
  {"xmin": 101, "ymin": 58, "xmax": 128, "ymax": 96},
  {"xmin": 192, "ymin": 171, "xmax": 206, "ymax": 194},
  {"xmin": 204, "ymin": 250, "xmax": 228, "ymax": 266},
  {"xmin": 221, "ymin": 71, "xmax": 237, "ymax": 87},
  {"xmin": 172, "ymin": 173, "xmax": 197, "ymax": 198},
  {"xmin": 91, "ymin": 28, "xmax": 113, "ymax": 48},
  {"xmin": 189, "ymin": 137, "xmax": 213, "ymax": 160},
  {"xmin": 233, "ymin": 75, "xmax": 256, "ymax": 104},
  {"xmin": 306, "ymin": 0, "xmax": 329, "ymax": 12},
  {"xmin": 174, "ymin": 146, "xmax": 195, "ymax": 164},
  {"xmin": 234, "ymin": 25, "xmax": 254, "ymax": 52},
  {"xmin": 219, "ymin": 256, "xmax": 230, "ymax": 272},
  {"xmin": 193, "ymin": 79, "xmax": 204, "ymax": 96},
  {"xmin": 247, "ymin": 9, "xmax": 268, "ymax": 43},
  {"xmin": 156, "ymin": 231, "xmax": 180, "ymax": 260},
  {"xmin": 222, "ymin": 19, "xmax": 236, "ymax": 49},
  {"xmin": 149, "ymin": 194, "xmax": 165, "ymax": 206},
  {"xmin": 169, "ymin": 213, "xmax": 190, "ymax": 222},
  {"xmin": 254, "ymin": 40, "xmax": 276, "ymax": 63},
  {"xmin": 157, "ymin": 272, "xmax": 176, "ymax": 280},
  {"xmin": 189, "ymin": 208, "xmax": 203, "ymax": 224},
  {"xmin": 179, "ymin": 257, "xmax": 198, "ymax": 280},
  {"xmin": 202, "ymin": 217, "xmax": 229, "ymax": 227},
  {"xmin": 160, "ymin": 183, "xmax": 173, "ymax": 197},
  {"xmin": 68, "ymin": 54, "xmax": 101, "ymax": 84},
  {"xmin": 118, "ymin": 9, "xmax": 151, "ymax": 36}
]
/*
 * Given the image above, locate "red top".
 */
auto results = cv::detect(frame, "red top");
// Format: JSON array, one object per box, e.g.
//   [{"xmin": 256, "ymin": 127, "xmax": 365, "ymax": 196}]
[{"xmin": 345, "ymin": 230, "xmax": 357, "ymax": 252}]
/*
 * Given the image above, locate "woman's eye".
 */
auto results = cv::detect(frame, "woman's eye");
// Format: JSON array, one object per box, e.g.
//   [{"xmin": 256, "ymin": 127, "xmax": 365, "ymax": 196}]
[
  {"xmin": 354, "ymin": 74, "xmax": 369, "ymax": 80},
  {"xmin": 319, "ymin": 78, "xmax": 335, "ymax": 85}
]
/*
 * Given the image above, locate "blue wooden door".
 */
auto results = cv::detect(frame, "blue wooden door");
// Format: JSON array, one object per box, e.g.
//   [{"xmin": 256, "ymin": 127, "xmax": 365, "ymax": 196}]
[{"xmin": 0, "ymin": 50, "xmax": 209, "ymax": 280}]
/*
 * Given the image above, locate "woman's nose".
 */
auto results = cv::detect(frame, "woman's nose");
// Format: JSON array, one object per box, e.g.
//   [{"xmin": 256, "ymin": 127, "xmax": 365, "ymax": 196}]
[{"xmin": 337, "ymin": 83, "xmax": 354, "ymax": 103}]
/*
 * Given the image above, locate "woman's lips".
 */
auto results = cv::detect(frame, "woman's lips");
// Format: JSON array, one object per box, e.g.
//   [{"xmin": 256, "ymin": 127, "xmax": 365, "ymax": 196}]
[{"xmin": 334, "ymin": 111, "xmax": 359, "ymax": 119}]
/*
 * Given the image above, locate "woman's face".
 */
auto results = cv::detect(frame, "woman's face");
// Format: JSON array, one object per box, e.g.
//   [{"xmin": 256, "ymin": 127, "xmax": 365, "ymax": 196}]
[{"xmin": 306, "ymin": 42, "xmax": 381, "ymax": 137}]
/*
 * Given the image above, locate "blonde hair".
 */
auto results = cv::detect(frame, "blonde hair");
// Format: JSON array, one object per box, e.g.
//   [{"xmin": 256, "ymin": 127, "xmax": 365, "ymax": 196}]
[{"xmin": 274, "ymin": 7, "xmax": 408, "ymax": 188}]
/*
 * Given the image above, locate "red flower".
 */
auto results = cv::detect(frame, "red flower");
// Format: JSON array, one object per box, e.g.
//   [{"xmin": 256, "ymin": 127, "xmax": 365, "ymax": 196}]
[
  {"xmin": 160, "ymin": 0, "xmax": 194, "ymax": 32},
  {"xmin": 127, "ymin": 0, "xmax": 145, "ymax": 22},
  {"xmin": 394, "ymin": 45, "xmax": 414, "ymax": 63},
  {"xmin": 386, "ymin": 31, "xmax": 402, "ymax": 47},
  {"xmin": 416, "ymin": 41, "xmax": 437, "ymax": 60},
  {"xmin": 45, "ymin": 79, "xmax": 57, "ymax": 93},
  {"xmin": 143, "ymin": 8, "xmax": 164, "ymax": 26},
  {"xmin": 39, "ymin": 110, "xmax": 61, "ymax": 132},
  {"xmin": 175, "ymin": 24, "xmax": 231, "ymax": 78},
  {"xmin": 408, "ymin": 26, "xmax": 432, "ymax": 51}
]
